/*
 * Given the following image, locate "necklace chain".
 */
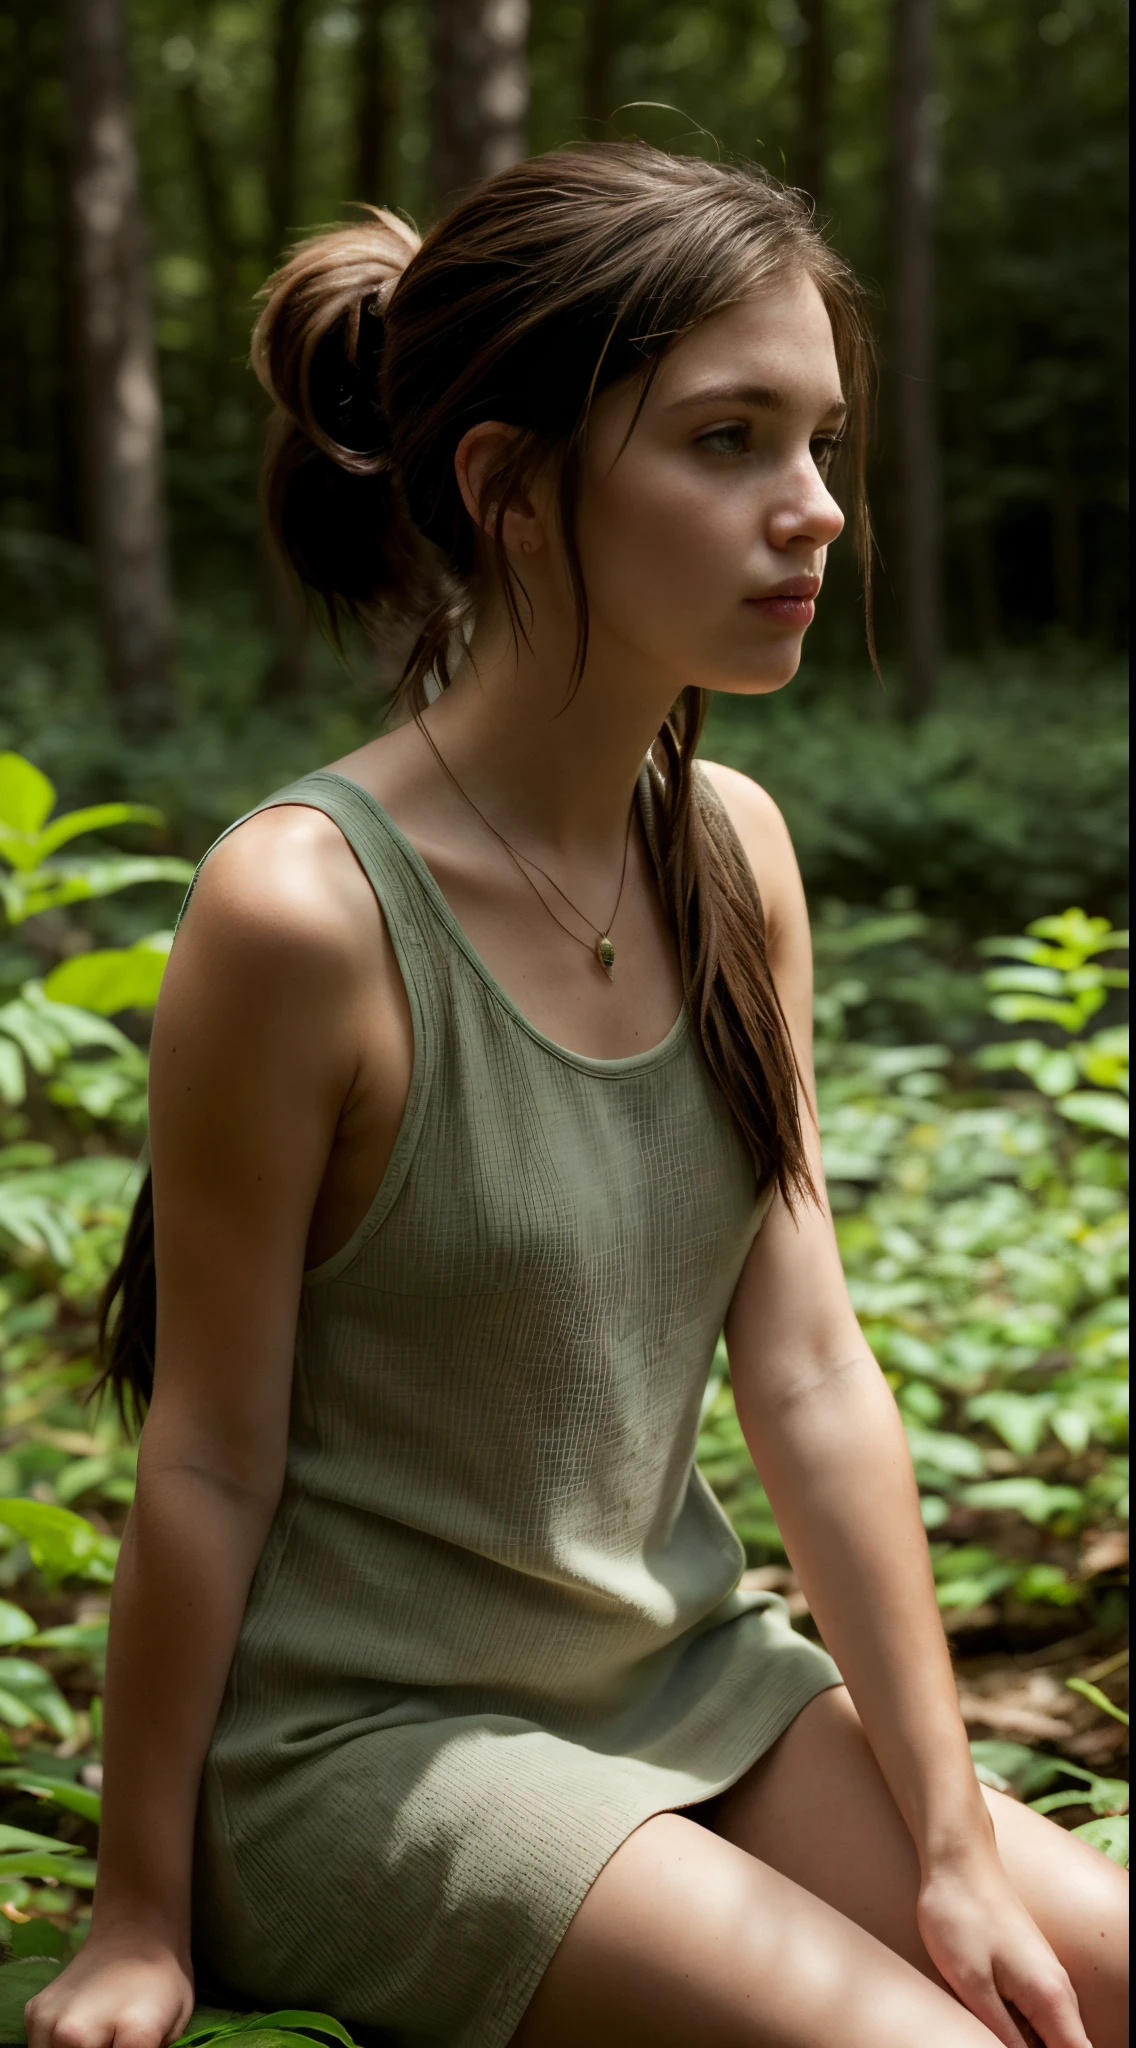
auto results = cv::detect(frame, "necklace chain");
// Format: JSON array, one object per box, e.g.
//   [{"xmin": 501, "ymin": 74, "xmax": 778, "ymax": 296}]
[{"xmin": 415, "ymin": 718, "xmax": 635, "ymax": 980}]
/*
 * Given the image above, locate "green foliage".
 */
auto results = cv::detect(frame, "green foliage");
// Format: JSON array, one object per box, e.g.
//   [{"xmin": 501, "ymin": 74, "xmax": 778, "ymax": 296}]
[
  {"xmin": 698, "ymin": 906, "xmax": 1129, "ymax": 1643},
  {"xmin": 0, "ymin": 754, "xmax": 188, "ymax": 928},
  {"xmin": 0, "ymin": 748, "xmax": 1127, "ymax": 1988},
  {"xmin": 969, "ymin": 1740, "xmax": 1129, "ymax": 1868},
  {"xmin": 0, "ymin": 750, "xmax": 186, "ymax": 1132}
]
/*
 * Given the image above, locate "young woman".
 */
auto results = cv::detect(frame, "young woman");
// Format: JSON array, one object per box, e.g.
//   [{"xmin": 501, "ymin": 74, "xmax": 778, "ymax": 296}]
[{"xmin": 28, "ymin": 145, "xmax": 1126, "ymax": 2048}]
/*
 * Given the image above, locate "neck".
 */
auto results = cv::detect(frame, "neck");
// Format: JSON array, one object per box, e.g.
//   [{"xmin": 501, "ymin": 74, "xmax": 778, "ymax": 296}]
[{"xmin": 421, "ymin": 596, "xmax": 690, "ymax": 856}]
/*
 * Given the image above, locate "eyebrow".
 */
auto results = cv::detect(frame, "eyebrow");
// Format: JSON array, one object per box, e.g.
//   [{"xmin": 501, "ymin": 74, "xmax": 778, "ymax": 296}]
[{"xmin": 665, "ymin": 382, "xmax": 847, "ymax": 420}]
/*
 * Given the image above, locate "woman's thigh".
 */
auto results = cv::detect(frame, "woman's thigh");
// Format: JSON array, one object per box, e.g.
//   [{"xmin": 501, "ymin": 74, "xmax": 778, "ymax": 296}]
[
  {"xmin": 712, "ymin": 1685, "xmax": 1128, "ymax": 2048},
  {"xmin": 509, "ymin": 1808, "xmax": 1002, "ymax": 2048}
]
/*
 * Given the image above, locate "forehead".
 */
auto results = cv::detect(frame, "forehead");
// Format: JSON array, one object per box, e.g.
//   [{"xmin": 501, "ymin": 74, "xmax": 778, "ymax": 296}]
[{"xmin": 649, "ymin": 271, "xmax": 842, "ymax": 410}]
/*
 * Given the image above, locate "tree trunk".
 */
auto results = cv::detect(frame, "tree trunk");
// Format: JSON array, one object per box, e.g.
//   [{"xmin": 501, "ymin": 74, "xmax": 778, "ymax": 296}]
[
  {"xmin": 267, "ymin": 0, "xmax": 309, "ymax": 266},
  {"xmin": 177, "ymin": 69, "xmax": 238, "ymax": 402},
  {"xmin": 355, "ymin": 0, "xmax": 398, "ymax": 205},
  {"xmin": 796, "ymin": 0, "xmax": 828, "ymax": 208},
  {"xmin": 888, "ymin": 0, "xmax": 942, "ymax": 720},
  {"xmin": 430, "ymin": 0, "xmax": 531, "ymax": 213},
  {"xmin": 583, "ymin": 0, "xmax": 617, "ymax": 131},
  {"xmin": 1050, "ymin": 423, "xmax": 1081, "ymax": 635},
  {"xmin": 65, "ymin": 0, "xmax": 175, "ymax": 733}
]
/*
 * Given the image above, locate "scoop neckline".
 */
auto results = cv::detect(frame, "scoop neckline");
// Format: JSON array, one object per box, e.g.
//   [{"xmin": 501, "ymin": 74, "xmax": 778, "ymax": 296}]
[{"xmin": 317, "ymin": 768, "xmax": 691, "ymax": 1077}]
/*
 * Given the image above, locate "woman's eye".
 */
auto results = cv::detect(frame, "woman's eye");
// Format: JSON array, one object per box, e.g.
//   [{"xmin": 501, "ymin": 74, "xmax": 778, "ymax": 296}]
[
  {"xmin": 697, "ymin": 423, "xmax": 748, "ymax": 456},
  {"xmin": 811, "ymin": 434, "xmax": 844, "ymax": 476}
]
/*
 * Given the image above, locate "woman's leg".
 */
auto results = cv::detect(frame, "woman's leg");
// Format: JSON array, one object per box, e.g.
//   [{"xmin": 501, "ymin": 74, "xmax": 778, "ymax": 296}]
[
  {"xmin": 510, "ymin": 1809, "xmax": 1004, "ymax": 2047},
  {"xmin": 712, "ymin": 1685, "xmax": 1128, "ymax": 2048}
]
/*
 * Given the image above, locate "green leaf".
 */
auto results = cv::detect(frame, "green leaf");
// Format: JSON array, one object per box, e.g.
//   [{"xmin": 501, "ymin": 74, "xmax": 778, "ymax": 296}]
[
  {"xmin": 1057, "ymin": 1091, "xmax": 1129, "ymax": 1139},
  {"xmin": 1071, "ymin": 1813, "xmax": 1129, "ymax": 1864},
  {"xmin": 0, "ymin": 1604, "xmax": 37, "ymax": 1651},
  {"xmin": 27, "ymin": 1618, "xmax": 110, "ymax": 1659},
  {"xmin": 969, "ymin": 1739, "xmax": 1070, "ymax": 1798},
  {"xmin": 43, "ymin": 938, "xmax": 171, "ymax": 1016},
  {"xmin": 0, "ymin": 1501, "xmax": 119, "ymax": 1588},
  {"xmin": 1066, "ymin": 1676, "xmax": 1129, "ymax": 1726},
  {"xmin": 0, "ymin": 1826, "xmax": 71, "ymax": 1857},
  {"xmin": 5, "ymin": 856, "xmax": 193, "ymax": 925},
  {"xmin": 33, "ymin": 802, "xmax": 164, "ymax": 860},
  {"xmin": 965, "ymin": 1390, "xmax": 1056, "ymax": 1457},
  {"xmin": 0, "ymin": 756, "xmax": 55, "ymax": 837},
  {"xmin": 958, "ymin": 1477, "xmax": 1085, "ymax": 1525},
  {"xmin": 0, "ymin": 1956, "xmax": 64, "ymax": 2040},
  {"xmin": 0, "ymin": 1041, "xmax": 25, "ymax": 1108},
  {"xmin": 0, "ymin": 1770, "xmax": 101, "ymax": 1824},
  {"xmin": 0, "ymin": 1661, "xmax": 75, "ymax": 1741}
]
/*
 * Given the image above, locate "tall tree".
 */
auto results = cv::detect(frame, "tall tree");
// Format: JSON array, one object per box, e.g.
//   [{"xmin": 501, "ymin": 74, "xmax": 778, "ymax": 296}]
[
  {"xmin": 888, "ymin": 0, "xmax": 941, "ymax": 720},
  {"xmin": 65, "ymin": 0, "xmax": 175, "ymax": 732},
  {"xmin": 430, "ymin": 0, "xmax": 531, "ymax": 212},
  {"xmin": 795, "ymin": 0, "xmax": 828, "ymax": 208},
  {"xmin": 355, "ymin": 0, "xmax": 398, "ymax": 206},
  {"xmin": 583, "ymin": 0, "xmax": 617, "ymax": 132},
  {"xmin": 267, "ymin": 0, "xmax": 310, "ymax": 265}
]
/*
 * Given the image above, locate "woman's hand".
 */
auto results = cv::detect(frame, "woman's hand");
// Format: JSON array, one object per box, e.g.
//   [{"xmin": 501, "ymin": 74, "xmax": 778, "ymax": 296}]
[
  {"xmin": 23, "ymin": 1928, "xmax": 194, "ymax": 2048},
  {"xmin": 917, "ymin": 1849, "xmax": 1090, "ymax": 2048}
]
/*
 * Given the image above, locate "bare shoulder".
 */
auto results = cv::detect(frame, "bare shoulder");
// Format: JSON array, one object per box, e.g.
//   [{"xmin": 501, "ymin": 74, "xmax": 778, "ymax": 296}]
[
  {"xmin": 697, "ymin": 759, "xmax": 803, "ymax": 943},
  {"xmin": 173, "ymin": 802, "xmax": 380, "ymax": 984}
]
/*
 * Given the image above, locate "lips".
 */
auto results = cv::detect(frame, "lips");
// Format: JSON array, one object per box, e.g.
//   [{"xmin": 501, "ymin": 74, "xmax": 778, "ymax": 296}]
[{"xmin": 745, "ymin": 574, "xmax": 821, "ymax": 628}]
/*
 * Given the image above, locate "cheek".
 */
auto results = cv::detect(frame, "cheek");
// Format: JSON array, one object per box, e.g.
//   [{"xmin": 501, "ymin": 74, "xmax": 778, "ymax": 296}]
[{"xmin": 578, "ymin": 454, "xmax": 750, "ymax": 636}]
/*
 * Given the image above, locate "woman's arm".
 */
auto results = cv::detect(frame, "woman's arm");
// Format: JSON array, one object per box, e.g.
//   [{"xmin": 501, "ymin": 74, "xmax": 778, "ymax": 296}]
[
  {"xmin": 705, "ymin": 763, "xmax": 1088, "ymax": 2048},
  {"xmin": 27, "ymin": 807, "xmax": 399, "ymax": 2048}
]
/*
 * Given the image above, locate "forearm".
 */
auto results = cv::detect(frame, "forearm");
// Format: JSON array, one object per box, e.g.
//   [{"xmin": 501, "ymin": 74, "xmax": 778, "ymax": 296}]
[
  {"xmin": 92, "ymin": 1466, "xmax": 275, "ymax": 1946},
  {"xmin": 733, "ymin": 1350, "xmax": 992, "ymax": 1871}
]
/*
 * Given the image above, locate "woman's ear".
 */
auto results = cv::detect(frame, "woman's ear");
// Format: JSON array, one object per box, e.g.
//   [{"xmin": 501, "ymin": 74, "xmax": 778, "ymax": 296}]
[{"xmin": 453, "ymin": 421, "xmax": 545, "ymax": 557}]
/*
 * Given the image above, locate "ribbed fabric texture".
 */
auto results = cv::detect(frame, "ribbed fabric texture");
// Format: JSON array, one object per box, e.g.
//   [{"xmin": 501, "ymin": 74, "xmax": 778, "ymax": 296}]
[{"xmin": 190, "ymin": 767, "xmax": 842, "ymax": 2046}]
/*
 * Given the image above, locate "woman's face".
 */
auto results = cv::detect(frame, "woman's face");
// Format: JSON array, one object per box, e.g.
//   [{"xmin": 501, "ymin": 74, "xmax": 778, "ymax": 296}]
[{"xmin": 572, "ymin": 269, "xmax": 848, "ymax": 697}]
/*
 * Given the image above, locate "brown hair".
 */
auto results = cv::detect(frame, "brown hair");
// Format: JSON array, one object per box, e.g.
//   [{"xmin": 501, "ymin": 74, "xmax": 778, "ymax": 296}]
[{"xmin": 98, "ymin": 142, "xmax": 875, "ymax": 1425}]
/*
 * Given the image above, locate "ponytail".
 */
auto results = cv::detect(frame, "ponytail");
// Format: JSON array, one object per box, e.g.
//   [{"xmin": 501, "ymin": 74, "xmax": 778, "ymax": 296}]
[{"xmin": 94, "ymin": 1168, "xmax": 156, "ymax": 1432}]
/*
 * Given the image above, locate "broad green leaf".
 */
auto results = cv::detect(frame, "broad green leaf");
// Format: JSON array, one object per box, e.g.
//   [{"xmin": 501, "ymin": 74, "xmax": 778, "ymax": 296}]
[
  {"xmin": 0, "ymin": 1660, "xmax": 76, "ymax": 1740},
  {"xmin": 905, "ymin": 1426, "xmax": 987, "ymax": 1479},
  {"xmin": 44, "ymin": 938, "xmax": 170, "ymax": 1015},
  {"xmin": 0, "ymin": 1825, "xmax": 71, "ymax": 1857},
  {"xmin": 0, "ymin": 1500, "xmax": 120, "ymax": 1587},
  {"xmin": 0, "ymin": 755, "xmax": 55, "ymax": 837},
  {"xmin": 0, "ymin": 1770, "xmax": 101, "ymax": 1824},
  {"xmin": 0, "ymin": 1955, "xmax": 63, "ymax": 2037},
  {"xmin": 28, "ymin": 1618, "xmax": 110, "ymax": 1659},
  {"xmin": 1071, "ymin": 1813, "xmax": 1129, "ymax": 1865},
  {"xmin": 989, "ymin": 991, "xmax": 1105, "ymax": 1031},
  {"xmin": 0, "ymin": 1604, "xmax": 37, "ymax": 1650},
  {"xmin": 0, "ymin": 1040, "xmax": 25, "ymax": 1107},
  {"xmin": 1027, "ymin": 911, "xmax": 1127, "ymax": 957},
  {"xmin": 965, "ymin": 1390, "xmax": 1055, "ymax": 1457},
  {"xmin": 1011, "ymin": 1561, "xmax": 1080, "ymax": 1606},
  {"xmin": 984, "ymin": 965, "xmax": 1063, "ymax": 995},
  {"xmin": 229, "ymin": 2019, "xmax": 357, "ymax": 2046},
  {"xmin": 5, "ymin": 856, "xmax": 193, "ymax": 924},
  {"xmin": 959, "ymin": 1476, "xmax": 1085, "ymax": 1525},
  {"xmin": 968, "ymin": 1740, "xmax": 1070, "ymax": 1798},
  {"xmin": 33, "ymin": 801, "xmax": 164, "ymax": 861},
  {"xmin": 1057, "ymin": 1091, "xmax": 1128, "ymax": 1139}
]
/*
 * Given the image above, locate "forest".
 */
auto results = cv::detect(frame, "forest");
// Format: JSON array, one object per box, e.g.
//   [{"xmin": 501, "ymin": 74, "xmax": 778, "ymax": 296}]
[{"xmin": 0, "ymin": 0, "xmax": 1129, "ymax": 2032}]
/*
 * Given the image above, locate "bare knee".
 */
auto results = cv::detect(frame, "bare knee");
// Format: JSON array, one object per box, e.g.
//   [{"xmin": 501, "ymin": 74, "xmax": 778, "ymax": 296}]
[{"xmin": 986, "ymin": 1788, "xmax": 1129, "ymax": 2046}]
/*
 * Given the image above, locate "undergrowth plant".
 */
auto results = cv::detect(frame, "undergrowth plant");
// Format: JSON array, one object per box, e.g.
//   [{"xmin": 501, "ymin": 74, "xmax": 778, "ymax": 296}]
[{"xmin": 0, "ymin": 752, "xmax": 1128, "ymax": 2011}]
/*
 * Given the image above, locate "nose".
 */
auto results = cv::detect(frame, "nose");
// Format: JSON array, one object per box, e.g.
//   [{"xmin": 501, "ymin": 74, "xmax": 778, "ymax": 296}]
[{"xmin": 767, "ymin": 460, "xmax": 846, "ymax": 555}]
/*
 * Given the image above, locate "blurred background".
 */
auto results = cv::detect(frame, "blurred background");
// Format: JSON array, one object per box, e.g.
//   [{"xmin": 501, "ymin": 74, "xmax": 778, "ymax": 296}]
[{"xmin": 0, "ymin": 0, "xmax": 1128, "ymax": 1983}]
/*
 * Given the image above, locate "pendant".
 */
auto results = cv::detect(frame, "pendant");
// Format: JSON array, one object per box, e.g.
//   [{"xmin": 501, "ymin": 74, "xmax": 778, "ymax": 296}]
[{"xmin": 597, "ymin": 935, "xmax": 615, "ymax": 979}]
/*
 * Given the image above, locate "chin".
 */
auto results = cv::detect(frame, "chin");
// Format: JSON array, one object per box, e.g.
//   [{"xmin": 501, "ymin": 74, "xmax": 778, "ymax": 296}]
[{"xmin": 707, "ymin": 656, "xmax": 804, "ymax": 699}]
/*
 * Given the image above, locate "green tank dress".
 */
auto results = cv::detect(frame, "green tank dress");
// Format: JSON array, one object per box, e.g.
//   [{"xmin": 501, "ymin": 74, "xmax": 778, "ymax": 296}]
[{"xmin": 190, "ymin": 763, "xmax": 843, "ymax": 2045}]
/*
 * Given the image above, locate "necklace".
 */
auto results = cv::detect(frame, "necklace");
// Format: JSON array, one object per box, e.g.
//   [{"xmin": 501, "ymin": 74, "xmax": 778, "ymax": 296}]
[{"xmin": 416, "ymin": 719, "xmax": 635, "ymax": 981}]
